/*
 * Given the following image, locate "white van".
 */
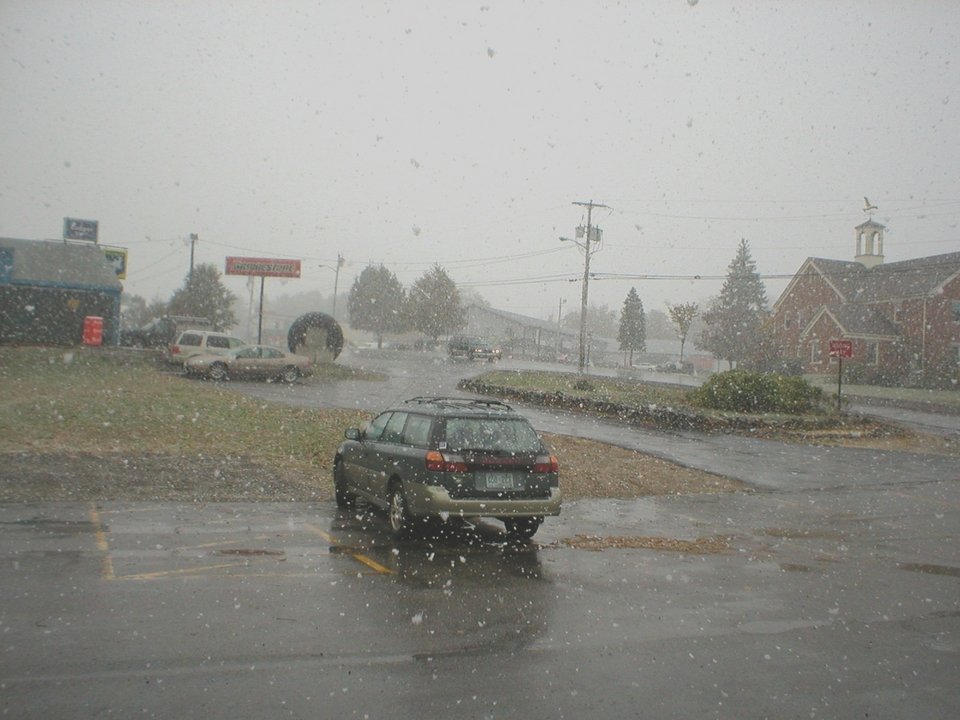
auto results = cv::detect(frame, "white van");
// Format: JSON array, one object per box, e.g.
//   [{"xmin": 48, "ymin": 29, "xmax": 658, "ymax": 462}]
[{"xmin": 167, "ymin": 330, "xmax": 246, "ymax": 366}]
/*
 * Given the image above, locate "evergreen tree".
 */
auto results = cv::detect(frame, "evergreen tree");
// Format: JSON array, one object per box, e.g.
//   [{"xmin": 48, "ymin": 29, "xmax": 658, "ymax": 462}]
[
  {"xmin": 666, "ymin": 301, "xmax": 699, "ymax": 363},
  {"xmin": 407, "ymin": 264, "xmax": 465, "ymax": 341},
  {"xmin": 167, "ymin": 263, "xmax": 237, "ymax": 330},
  {"xmin": 346, "ymin": 264, "xmax": 408, "ymax": 348},
  {"xmin": 697, "ymin": 239, "xmax": 768, "ymax": 367},
  {"xmin": 617, "ymin": 287, "xmax": 646, "ymax": 366}
]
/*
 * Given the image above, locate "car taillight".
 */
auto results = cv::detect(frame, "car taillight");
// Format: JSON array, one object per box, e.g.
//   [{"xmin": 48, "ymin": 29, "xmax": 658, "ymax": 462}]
[
  {"xmin": 533, "ymin": 454, "xmax": 559, "ymax": 473},
  {"xmin": 170, "ymin": 345, "xmax": 181, "ymax": 355},
  {"xmin": 425, "ymin": 450, "xmax": 468, "ymax": 473}
]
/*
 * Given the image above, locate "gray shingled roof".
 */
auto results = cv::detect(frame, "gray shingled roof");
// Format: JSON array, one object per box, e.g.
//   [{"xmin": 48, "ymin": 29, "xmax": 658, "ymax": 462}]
[
  {"xmin": 807, "ymin": 251, "xmax": 960, "ymax": 302},
  {"xmin": 0, "ymin": 237, "xmax": 122, "ymax": 292},
  {"xmin": 811, "ymin": 304, "xmax": 900, "ymax": 339}
]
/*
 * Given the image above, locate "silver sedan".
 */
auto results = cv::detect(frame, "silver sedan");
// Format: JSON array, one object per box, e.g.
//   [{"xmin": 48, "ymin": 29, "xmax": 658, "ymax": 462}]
[{"xmin": 184, "ymin": 345, "xmax": 314, "ymax": 383}]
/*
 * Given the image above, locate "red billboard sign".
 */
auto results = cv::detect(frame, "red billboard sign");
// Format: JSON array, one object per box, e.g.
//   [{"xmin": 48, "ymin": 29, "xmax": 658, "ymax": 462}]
[
  {"xmin": 225, "ymin": 256, "xmax": 301, "ymax": 278},
  {"xmin": 829, "ymin": 339, "xmax": 853, "ymax": 359}
]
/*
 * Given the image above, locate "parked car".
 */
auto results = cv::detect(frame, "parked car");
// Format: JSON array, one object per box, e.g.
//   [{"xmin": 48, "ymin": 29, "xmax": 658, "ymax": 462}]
[
  {"xmin": 184, "ymin": 344, "xmax": 313, "ymax": 382},
  {"xmin": 119, "ymin": 315, "xmax": 211, "ymax": 349},
  {"xmin": 167, "ymin": 330, "xmax": 246, "ymax": 365},
  {"xmin": 655, "ymin": 360, "xmax": 694, "ymax": 374},
  {"xmin": 333, "ymin": 397, "xmax": 561, "ymax": 539},
  {"xmin": 447, "ymin": 335, "xmax": 501, "ymax": 362}
]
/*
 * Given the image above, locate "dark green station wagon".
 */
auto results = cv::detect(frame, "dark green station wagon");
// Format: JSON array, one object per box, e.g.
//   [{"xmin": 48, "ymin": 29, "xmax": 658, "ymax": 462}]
[{"xmin": 333, "ymin": 397, "xmax": 561, "ymax": 539}]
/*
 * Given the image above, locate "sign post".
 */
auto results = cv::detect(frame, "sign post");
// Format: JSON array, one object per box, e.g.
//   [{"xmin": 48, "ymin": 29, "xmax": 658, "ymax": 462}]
[
  {"xmin": 225, "ymin": 257, "xmax": 301, "ymax": 344},
  {"xmin": 828, "ymin": 339, "xmax": 853, "ymax": 411}
]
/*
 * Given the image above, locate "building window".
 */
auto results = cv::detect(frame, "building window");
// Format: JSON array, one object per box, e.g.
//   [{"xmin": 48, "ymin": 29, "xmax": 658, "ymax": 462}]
[
  {"xmin": 865, "ymin": 342, "xmax": 879, "ymax": 365},
  {"xmin": 893, "ymin": 303, "xmax": 903, "ymax": 324},
  {"xmin": 952, "ymin": 300, "xmax": 960, "ymax": 323},
  {"xmin": 810, "ymin": 340, "xmax": 821, "ymax": 364}
]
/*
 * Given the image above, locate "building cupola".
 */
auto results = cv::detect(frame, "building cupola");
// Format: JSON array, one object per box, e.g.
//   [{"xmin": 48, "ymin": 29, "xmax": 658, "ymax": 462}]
[{"xmin": 855, "ymin": 219, "xmax": 885, "ymax": 269}]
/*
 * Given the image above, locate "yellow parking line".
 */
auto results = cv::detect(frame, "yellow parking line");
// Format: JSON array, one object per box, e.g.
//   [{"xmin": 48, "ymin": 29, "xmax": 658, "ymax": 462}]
[
  {"xmin": 87, "ymin": 504, "xmax": 115, "ymax": 581},
  {"xmin": 118, "ymin": 562, "xmax": 250, "ymax": 581},
  {"xmin": 305, "ymin": 523, "xmax": 394, "ymax": 575}
]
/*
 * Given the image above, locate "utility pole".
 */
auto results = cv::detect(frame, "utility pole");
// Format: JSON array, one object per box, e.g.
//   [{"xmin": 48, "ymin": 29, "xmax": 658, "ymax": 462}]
[
  {"xmin": 331, "ymin": 253, "xmax": 344, "ymax": 319},
  {"xmin": 571, "ymin": 200, "xmax": 609, "ymax": 374},
  {"xmin": 188, "ymin": 233, "xmax": 198, "ymax": 283},
  {"xmin": 556, "ymin": 297, "xmax": 566, "ymax": 359}
]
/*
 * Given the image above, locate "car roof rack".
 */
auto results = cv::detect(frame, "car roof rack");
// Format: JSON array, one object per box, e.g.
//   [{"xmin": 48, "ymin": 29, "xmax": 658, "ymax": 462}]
[{"xmin": 403, "ymin": 396, "xmax": 514, "ymax": 411}]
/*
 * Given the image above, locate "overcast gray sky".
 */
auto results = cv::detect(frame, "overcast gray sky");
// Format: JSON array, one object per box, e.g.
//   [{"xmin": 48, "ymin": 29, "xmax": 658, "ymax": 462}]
[{"xmin": 2, "ymin": 0, "xmax": 958, "ymax": 325}]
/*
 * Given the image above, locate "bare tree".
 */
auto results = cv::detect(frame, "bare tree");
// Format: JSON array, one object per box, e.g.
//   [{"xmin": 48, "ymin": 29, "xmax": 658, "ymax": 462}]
[{"xmin": 667, "ymin": 301, "xmax": 699, "ymax": 363}]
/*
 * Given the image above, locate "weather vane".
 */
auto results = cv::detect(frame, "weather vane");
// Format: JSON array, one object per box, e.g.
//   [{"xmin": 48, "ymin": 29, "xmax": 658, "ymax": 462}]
[{"xmin": 862, "ymin": 196, "xmax": 878, "ymax": 217}]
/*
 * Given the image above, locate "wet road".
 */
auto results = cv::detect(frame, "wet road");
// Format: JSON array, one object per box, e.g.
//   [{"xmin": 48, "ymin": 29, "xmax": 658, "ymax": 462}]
[
  {"xmin": 2, "ymin": 350, "xmax": 958, "ymax": 719},
  {"xmin": 237, "ymin": 348, "xmax": 960, "ymax": 493}
]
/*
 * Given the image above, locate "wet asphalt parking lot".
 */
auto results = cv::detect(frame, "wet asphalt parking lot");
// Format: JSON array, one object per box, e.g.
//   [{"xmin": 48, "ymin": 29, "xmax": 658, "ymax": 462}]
[{"xmin": 1, "ymin": 351, "xmax": 958, "ymax": 718}]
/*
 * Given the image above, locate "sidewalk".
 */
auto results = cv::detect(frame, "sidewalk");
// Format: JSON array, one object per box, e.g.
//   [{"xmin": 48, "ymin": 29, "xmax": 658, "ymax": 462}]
[{"xmin": 804, "ymin": 375, "xmax": 960, "ymax": 415}]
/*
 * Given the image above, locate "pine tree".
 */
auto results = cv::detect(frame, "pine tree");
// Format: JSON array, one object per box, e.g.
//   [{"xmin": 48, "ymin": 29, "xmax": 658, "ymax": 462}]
[
  {"xmin": 617, "ymin": 287, "xmax": 646, "ymax": 366},
  {"xmin": 407, "ymin": 264, "xmax": 466, "ymax": 341},
  {"xmin": 346, "ymin": 265, "xmax": 408, "ymax": 348},
  {"xmin": 697, "ymin": 239, "xmax": 768, "ymax": 367}
]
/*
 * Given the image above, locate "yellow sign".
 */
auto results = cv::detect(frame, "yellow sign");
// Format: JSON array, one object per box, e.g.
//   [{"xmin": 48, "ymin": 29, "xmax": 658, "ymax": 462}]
[{"xmin": 102, "ymin": 247, "xmax": 128, "ymax": 280}]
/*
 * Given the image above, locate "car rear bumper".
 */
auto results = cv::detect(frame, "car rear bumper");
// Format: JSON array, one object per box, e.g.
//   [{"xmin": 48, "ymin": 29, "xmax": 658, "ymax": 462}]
[{"xmin": 404, "ymin": 485, "xmax": 561, "ymax": 518}]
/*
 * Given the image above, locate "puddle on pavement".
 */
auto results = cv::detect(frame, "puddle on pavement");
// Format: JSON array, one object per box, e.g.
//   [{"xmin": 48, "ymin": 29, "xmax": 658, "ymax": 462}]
[
  {"xmin": 216, "ymin": 548, "xmax": 285, "ymax": 557},
  {"xmin": 898, "ymin": 562, "xmax": 960, "ymax": 578},
  {"xmin": 759, "ymin": 527, "xmax": 845, "ymax": 540}
]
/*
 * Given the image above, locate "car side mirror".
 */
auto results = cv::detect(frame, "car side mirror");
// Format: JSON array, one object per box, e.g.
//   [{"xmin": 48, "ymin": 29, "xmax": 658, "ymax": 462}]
[{"xmin": 344, "ymin": 427, "xmax": 361, "ymax": 441}]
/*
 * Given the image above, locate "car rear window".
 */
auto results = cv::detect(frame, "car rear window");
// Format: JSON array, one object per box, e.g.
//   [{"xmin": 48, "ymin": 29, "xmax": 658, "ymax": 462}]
[
  {"xmin": 178, "ymin": 333, "xmax": 202, "ymax": 347},
  {"xmin": 442, "ymin": 417, "xmax": 541, "ymax": 453}
]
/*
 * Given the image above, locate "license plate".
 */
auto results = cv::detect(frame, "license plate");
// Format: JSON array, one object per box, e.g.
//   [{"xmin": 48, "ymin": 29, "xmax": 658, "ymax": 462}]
[{"xmin": 478, "ymin": 472, "xmax": 519, "ymax": 491}]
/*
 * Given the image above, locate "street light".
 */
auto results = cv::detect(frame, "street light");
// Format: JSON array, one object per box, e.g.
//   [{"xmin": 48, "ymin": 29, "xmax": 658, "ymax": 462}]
[{"xmin": 319, "ymin": 253, "xmax": 344, "ymax": 319}]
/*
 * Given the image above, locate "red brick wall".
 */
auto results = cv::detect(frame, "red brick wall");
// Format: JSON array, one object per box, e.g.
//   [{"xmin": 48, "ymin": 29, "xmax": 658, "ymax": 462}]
[
  {"xmin": 919, "ymin": 275, "xmax": 960, "ymax": 374},
  {"xmin": 769, "ymin": 267, "xmax": 842, "ymax": 366}
]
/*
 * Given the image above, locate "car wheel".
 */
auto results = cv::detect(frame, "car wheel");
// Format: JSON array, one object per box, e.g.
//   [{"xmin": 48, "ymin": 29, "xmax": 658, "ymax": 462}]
[
  {"xmin": 280, "ymin": 365, "xmax": 300, "ymax": 383},
  {"xmin": 503, "ymin": 517, "xmax": 542, "ymax": 540},
  {"xmin": 333, "ymin": 460, "xmax": 355, "ymax": 508},
  {"xmin": 388, "ymin": 484, "xmax": 412, "ymax": 538},
  {"xmin": 209, "ymin": 362, "xmax": 228, "ymax": 382}
]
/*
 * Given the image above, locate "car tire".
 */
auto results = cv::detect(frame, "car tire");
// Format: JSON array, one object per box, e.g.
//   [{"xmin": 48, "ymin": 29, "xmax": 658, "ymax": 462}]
[
  {"xmin": 503, "ymin": 517, "xmax": 542, "ymax": 540},
  {"xmin": 333, "ymin": 460, "xmax": 355, "ymax": 508},
  {"xmin": 281, "ymin": 366, "xmax": 300, "ymax": 383},
  {"xmin": 209, "ymin": 362, "xmax": 228, "ymax": 382},
  {"xmin": 388, "ymin": 484, "xmax": 412, "ymax": 538}
]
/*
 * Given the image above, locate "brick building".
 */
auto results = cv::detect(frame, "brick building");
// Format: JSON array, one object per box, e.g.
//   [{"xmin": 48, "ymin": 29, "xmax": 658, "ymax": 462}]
[{"xmin": 767, "ymin": 220, "xmax": 960, "ymax": 383}]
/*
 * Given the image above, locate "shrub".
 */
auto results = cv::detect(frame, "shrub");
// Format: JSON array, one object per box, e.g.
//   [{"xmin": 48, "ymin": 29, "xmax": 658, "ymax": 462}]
[
  {"xmin": 842, "ymin": 362, "xmax": 906, "ymax": 388},
  {"xmin": 690, "ymin": 369, "xmax": 824, "ymax": 414},
  {"xmin": 573, "ymin": 378, "xmax": 595, "ymax": 392}
]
